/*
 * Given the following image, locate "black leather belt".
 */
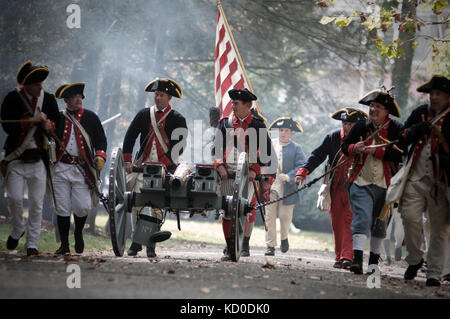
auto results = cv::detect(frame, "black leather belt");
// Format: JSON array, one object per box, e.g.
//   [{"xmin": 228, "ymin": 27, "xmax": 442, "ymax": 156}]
[
  {"xmin": 18, "ymin": 149, "xmax": 41, "ymax": 163},
  {"xmin": 60, "ymin": 154, "xmax": 85, "ymax": 165}
]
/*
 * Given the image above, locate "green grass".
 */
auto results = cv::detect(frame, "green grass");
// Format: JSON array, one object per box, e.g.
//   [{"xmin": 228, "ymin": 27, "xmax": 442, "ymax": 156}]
[
  {"xmin": 0, "ymin": 214, "xmax": 335, "ymax": 254},
  {"xmin": 96, "ymin": 215, "xmax": 335, "ymax": 251}
]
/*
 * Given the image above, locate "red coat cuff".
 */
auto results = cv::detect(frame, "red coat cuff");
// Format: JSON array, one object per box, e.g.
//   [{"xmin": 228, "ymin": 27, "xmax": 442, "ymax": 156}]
[
  {"xmin": 296, "ymin": 167, "xmax": 309, "ymax": 178},
  {"xmin": 249, "ymin": 163, "xmax": 260, "ymax": 175},
  {"xmin": 95, "ymin": 150, "xmax": 107, "ymax": 160},
  {"xmin": 123, "ymin": 153, "xmax": 132, "ymax": 162}
]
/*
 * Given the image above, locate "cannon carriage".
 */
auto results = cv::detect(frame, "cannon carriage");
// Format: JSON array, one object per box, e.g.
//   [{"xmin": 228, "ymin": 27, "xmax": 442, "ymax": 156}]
[{"xmin": 107, "ymin": 147, "xmax": 253, "ymax": 262}]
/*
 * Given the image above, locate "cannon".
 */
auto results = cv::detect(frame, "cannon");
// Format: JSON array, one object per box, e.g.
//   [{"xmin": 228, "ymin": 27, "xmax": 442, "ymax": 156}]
[{"xmin": 107, "ymin": 147, "xmax": 253, "ymax": 261}]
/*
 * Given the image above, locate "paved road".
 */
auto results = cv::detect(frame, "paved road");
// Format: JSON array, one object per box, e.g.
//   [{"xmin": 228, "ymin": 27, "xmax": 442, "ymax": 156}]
[{"xmin": 1, "ymin": 242, "xmax": 449, "ymax": 301}]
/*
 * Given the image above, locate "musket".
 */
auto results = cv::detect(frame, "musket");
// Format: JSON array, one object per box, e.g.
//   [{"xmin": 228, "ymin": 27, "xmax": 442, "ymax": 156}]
[
  {"xmin": 101, "ymin": 113, "xmax": 122, "ymax": 126},
  {"xmin": 0, "ymin": 119, "xmax": 40, "ymax": 123},
  {"xmin": 252, "ymin": 180, "xmax": 268, "ymax": 232},
  {"xmin": 364, "ymin": 138, "xmax": 403, "ymax": 153}
]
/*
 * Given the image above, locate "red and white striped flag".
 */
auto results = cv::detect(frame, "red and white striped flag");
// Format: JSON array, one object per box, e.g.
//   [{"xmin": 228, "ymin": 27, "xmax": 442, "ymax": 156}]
[{"xmin": 214, "ymin": 4, "xmax": 249, "ymax": 118}]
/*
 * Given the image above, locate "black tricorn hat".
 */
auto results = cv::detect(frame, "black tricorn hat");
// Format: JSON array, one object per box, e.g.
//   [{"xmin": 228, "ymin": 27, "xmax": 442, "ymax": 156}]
[
  {"xmin": 16, "ymin": 61, "xmax": 50, "ymax": 85},
  {"xmin": 331, "ymin": 107, "xmax": 368, "ymax": 122},
  {"xmin": 269, "ymin": 117, "xmax": 303, "ymax": 132},
  {"xmin": 55, "ymin": 82, "xmax": 85, "ymax": 99},
  {"xmin": 228, "ymin": 88, "xmax": 257, "ymax": 102},
  {"xmin": 359, "ymin": 90, "xmax": 401, "ymax": 118},
  {"xmin": 145, "ymin": 78, "xmax": 183, "ymax": 98},
  {"xmin": 417, "ymin": 75, "xmax": 449, "ymax": 95}
]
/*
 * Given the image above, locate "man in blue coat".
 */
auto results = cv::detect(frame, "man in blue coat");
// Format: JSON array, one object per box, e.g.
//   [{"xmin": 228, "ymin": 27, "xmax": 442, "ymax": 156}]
[{"xmin": 264, "ymin": 117, "xmax": 306, "ymax": 256}]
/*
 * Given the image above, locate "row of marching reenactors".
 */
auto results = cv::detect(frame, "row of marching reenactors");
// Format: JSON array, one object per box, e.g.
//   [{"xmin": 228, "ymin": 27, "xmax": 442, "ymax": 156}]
[
  {"xmin": 212, "ymin": 75, "xmax": 449, "ymax": 288},
  {"xmin": 0, "ymin": 61, "xmax": 189, "ymax": 259},
  {"xmin": 1, "ymin": 61, "xmax": 107, "ymax": 256},
  {"xmin": 294, "ymin": 75, "xmax": 449, "ymax": 287}
]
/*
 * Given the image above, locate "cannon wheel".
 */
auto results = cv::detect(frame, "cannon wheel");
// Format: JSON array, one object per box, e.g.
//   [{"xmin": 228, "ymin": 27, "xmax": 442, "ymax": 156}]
[
  {"xmin": 229, "ymin": 152, "xmax": 249, "ymax": 262},
  {"xmin": 108, "ymin": 147, "xmax": 128, "ymax": 257}
]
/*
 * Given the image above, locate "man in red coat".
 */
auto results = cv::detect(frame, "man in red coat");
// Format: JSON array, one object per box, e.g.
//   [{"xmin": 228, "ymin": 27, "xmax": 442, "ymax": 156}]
[{"xmin": 296, "ymin": 107, "xmax": 367, "ymax": 269}]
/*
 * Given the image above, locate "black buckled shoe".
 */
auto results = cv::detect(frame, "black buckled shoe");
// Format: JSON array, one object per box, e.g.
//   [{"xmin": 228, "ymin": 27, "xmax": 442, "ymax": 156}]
[
  {"xmin": 27, "ymin": 248, "xmax": 39, "ymax": 256},
  {"xmin": 7, "ymin": 232, "xmax": 25, "ymax": 250},
  {"xmin": 404, "ymin": 259, "xmax": 424, "ymax": 280},
  {"xmin": 441, "ymin": 273, "xmax": 450, "ymax": 282},
  {"xmin": 420, "ymin": 261, "xmax": 428, "ymax": 273},
  {"xmin": 281, "ymin": 238, "xmax": 289, "ymax": 253},
  {"xmin": 55, "ymin": 243, "xmax": 70, "ymax": 255},
  {"xmin": 341, "ymin": 259, "xmax": 352, "ymax": 270},
  {"xmin": 127, "ymin": 242, "xmax": 142, "ymax": 256},
  {"xmin": 264, "ymin": 247, "xmax": 275, "ymax": 256},
  {"xmin": 350, "ymin": 250, "xmax": 363, "ymax": 275},
  {"xmin": 425, "ymin": 278, "xmax": 441, "ymax": 287},
  {"xmin": 333, "ymin": 261, "xmax": 343, "ymax": 269},
  {"xmin": 74, "ymin": 233, "xmax": 84, "ymax": 254}
]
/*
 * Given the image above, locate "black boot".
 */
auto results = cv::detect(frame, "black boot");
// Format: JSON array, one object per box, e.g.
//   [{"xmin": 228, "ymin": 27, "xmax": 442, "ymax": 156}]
[
  {"xmin": 127, "ymin": 242, "xmax": 142, "ymax": 256},
  {"xmin": 147, "ymin": 242, "xmax": 156, "ymax": 258},
  {"xmin": 367, "ymin": 252, "xmax": 380, "ymax": 274},
  {"xmin": 74, "ymin": 215, "xmax": 87, "ymax": 254},
  {"xmin": 7, "ymin": 232, "xmax": 25, "ymax": 250},
  {"xmin": 404, "ymin": 259, "xmax": 424, "ymax": 280},
  {"xmin": 350, "ymin": 250, "xmax": 363, "ymax": 275},
  {"xmin": 241, "ymin": 237, "xmax": 250, "ymax": 257},
  {"xmin": 281, "ymin": 238, "xmax": 289, "ymax": 253},
  {"xmin": 221, "ymin": 238, "xmax": 232, "ymax": 261},
  {"xmin": 55, "ymin": 216, "xmax": 70, "ymax": 255}
]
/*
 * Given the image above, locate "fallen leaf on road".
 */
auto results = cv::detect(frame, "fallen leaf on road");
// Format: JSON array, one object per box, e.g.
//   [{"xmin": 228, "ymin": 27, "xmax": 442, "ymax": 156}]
[
  {"xmin": 244, "ymin": 275, "xmax": 253, "ymax": 279},
  {"xmin": 166, "ymin": 269, "xmax": 175, "ymax": 274},
  {"xmin": 297, "ymin": 258, "xmax": 302, "ymax": 261},
  {"xmin": 320, "ymin": 290, "xmax": 326, "ymax": 295},
  {"xmin": 310, "ymin": 276, "xmax": 322, "ymax": 281},
  {"xmin": 290, "ymin": 280, "xmax": 300, "ymax": 286},
  {"xmin": 232, "ymin": 284, "xmax": 239, "ymax": 288},
  {"xmin": 63, "ymin": 254, "xmax": 78, "ymax": 263},
  {"xmin": 200, "ymin": 287, "xmax": 211, "ymax": 294},
  {"xmin": 262, "ymin": 262, "xmax": 276, "ymax": 269}
]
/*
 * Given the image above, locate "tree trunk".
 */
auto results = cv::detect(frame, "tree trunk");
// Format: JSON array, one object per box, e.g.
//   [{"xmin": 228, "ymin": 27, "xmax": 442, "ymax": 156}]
[{"xmin": 391, "ymin": 0, "xmax": 416, "ymax": 112}]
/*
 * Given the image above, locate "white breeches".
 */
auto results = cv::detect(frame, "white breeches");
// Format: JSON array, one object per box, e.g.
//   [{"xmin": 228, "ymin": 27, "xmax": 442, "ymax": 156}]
[
  {"xmin": 5, "ymin": 160, "xmax": 46, "ymax": 249},
  {"xmin": 53, "ymin": 162, "xmax": 92, "ymax": 218}
]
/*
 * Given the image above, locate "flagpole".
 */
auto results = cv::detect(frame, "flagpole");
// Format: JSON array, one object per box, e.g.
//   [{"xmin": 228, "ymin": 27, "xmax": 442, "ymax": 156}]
[{"xmin": 217, "ymin": 0, "xmax": 265, "ymax": 120}]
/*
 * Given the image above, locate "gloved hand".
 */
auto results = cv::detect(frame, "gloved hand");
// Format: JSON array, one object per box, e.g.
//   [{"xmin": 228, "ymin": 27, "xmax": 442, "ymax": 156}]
[
  {"xmin": 94, "ymin": 156, "xmax": 105, "ymax": 171},
  {"xmin": 407, "ymin": 121, "xmax": 431, "ymax": 143},
  {"xmin": 278, "ymin": 173, "xmax": 290, "ymax": 183}
]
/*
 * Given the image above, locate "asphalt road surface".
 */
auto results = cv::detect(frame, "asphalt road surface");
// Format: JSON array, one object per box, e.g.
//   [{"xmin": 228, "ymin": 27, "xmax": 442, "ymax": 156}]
[{"xmin": 1, "ymin": 241, "xmax": 449, "ymax": 301}]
